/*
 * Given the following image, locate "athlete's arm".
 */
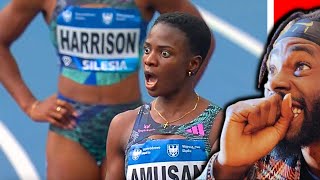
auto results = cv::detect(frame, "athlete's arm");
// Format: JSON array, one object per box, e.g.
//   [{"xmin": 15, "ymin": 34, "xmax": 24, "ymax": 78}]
[
  {"xmin": 0, "ymin": 0, "xmax": 46, "ymax": 115},
  {"xmin": 0, "ymin": 0, "xmax": 76, "ymax": 128},
  {"xmin": 105, "ymin": 110, "xmax": 136, "ymax": 180},
  {"xmin": 148, "ymin": 0, "xmax": 215, "ymax": 85}
]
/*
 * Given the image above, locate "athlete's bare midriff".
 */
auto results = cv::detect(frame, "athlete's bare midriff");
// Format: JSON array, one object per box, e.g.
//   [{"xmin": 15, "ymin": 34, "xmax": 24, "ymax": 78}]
[{"xmin": 58, "ymin": 72, "xmax": 141, "ymax": 104}]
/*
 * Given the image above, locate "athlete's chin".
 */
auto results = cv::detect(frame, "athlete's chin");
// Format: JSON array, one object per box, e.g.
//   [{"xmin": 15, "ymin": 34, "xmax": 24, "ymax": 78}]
[
  {"xmin": 146, "ymin": 89, "xmax": 158, "ymax": 97},
  {"xmin": 145, "ymin": 82, "xmax": 158, "ymax": 95}
]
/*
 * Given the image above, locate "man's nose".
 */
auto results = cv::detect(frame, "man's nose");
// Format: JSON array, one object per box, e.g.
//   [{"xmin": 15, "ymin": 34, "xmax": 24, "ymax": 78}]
[{"xmin": 269, "ymin": 70, "xmax": 291, "ymax": 94}]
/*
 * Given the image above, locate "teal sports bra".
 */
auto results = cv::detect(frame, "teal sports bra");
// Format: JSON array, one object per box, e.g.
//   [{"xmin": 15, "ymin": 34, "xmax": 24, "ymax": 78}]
[
  {"xmin": 49, "ymin": 0, "xmax": 148, "ymax": 85},
  {"xmin": 125, "ymin": 103, "xmax": 222, "ymax": 179}
]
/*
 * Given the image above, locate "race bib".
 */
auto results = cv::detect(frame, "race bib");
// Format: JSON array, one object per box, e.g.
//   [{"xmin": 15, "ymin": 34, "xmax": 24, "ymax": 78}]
[
  {"xmin": 56, "ymin": 6, "xmax": 145, "ymax": 72},
  {"xmin": 127, "ymin": 139, "xmax": 208, "ymax": 180}
]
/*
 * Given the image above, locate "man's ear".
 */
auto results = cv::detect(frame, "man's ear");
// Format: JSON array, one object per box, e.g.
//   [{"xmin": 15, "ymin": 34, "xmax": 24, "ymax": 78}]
[{"xmin": 188, "ymin": 55, "xmax": 202, "ymax": 75}]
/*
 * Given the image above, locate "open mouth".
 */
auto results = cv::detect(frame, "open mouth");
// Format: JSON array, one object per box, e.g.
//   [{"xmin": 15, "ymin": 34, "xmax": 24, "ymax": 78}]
[
  {"xmin": 144, "ymin": 71, "xmax": 158, "ymax": 89},
  {"xmin": 291, "ymin": 100, "xmax": 304, "ymax": 119},
  {"xmin": 292, "ymin": 106, "xmax": 303, "ymax": 118}
]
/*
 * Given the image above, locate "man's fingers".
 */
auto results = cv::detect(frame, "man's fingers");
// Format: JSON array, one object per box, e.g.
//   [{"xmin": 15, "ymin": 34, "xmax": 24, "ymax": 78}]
[
  {"xmin": 273, "ymin": 93, "xmax": 293, "ymax": 140},
  {"xmin": 243, "ymin": 105, "xmax": 261, "ymax": 134},
  {"xmin": 266, "ymin": 99, "xmax": 280, "ymax": 126}
]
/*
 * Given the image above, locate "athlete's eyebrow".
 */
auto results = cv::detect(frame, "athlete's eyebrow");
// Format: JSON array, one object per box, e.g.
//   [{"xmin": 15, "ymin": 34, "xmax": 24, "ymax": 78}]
[
  {"xmin": 144, "ymin": 42, "xmax": 151, "ymax": 46},
  {"xmin": 144, "ymin": 41, "xmax": 173, "ymax": 50}
]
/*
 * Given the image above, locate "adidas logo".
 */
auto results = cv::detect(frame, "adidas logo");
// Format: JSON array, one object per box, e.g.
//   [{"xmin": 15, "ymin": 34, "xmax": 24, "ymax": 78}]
[{"xmin": 186, "ymin": 123, "xmax": 205, "ymax": 136}]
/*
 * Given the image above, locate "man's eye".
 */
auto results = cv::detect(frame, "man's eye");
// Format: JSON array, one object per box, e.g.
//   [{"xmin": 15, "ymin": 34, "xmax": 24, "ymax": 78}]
[
  {"xmin": 161, "ymin": 50, "xmax": 171, "ymax": 58},
  {"xmin": 294, "ymin": 62, "xmax": 311, "ymax": 76},
  {"xmin": 144, "ymin": 47, "xmax": 151, "ymax": 54},
  {"xmin": 295, "ymin": 63, "xmax": 311, "ymax": 71},
  {"xmin": 268, "ymin": 65, "xmax": 277, "ymax": 75}
]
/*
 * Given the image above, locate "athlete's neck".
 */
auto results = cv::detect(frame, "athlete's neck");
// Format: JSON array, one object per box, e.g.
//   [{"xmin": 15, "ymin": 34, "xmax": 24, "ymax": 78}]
[{"xmin": 153, "ymin": 91, "xmax": 198, "ymax": 118}]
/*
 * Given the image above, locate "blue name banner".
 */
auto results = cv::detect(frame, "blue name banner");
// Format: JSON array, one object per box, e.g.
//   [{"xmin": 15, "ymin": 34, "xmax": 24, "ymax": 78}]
[
  {"xmin": 127, "ymin": 139, "xmax": 208, "ymax": 179},
  {"xmin": 56, "ymin": 6, "xmax": 145, "ymax": 72}
]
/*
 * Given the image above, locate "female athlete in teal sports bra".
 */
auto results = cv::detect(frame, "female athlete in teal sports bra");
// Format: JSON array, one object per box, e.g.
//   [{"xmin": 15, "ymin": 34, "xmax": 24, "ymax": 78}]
[
  {"xmin": 0, "ymin": 0, "xmax": 214, "ymax": 179},
  {"xmin": 106, "ymin": 12, "xmax": 223, "ymax": 180}
]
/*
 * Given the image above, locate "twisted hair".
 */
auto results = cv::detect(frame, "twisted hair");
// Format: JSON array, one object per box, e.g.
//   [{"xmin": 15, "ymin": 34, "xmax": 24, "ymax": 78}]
[
  {"xmin": 258, "ymin": 8, "xmax": 320, "ymax": 87},
  {"xmin": 153, "ymin": 12, "xmax": 211, "ymax": 62}
]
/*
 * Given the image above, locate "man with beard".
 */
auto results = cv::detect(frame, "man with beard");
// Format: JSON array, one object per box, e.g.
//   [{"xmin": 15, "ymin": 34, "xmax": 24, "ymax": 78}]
[{"xmin": 197, "ymin": 8, "xmax": 320, "ymax": 180}]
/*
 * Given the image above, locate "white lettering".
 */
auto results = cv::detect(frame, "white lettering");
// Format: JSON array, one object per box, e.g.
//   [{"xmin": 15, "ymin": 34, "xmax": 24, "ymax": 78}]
[
  {"xmin": 182, "ymin": 145, "xmax": 201, "ymax": 149},
  {"xmin": 57, "ymin": 25, "xmax": 140, "ymax": 59},
  {"xmin": 182, "ymin": 149, "xmax": 192, "ymax": 153},
  {"xmin": 82, "ymin": 60, "xmax": 128, "ymax": 71},
  {"xmin": 141, "ymin": 151, "xmax": 150, "ymax": 155},
  {"xmin": 142, "ymin": 146, "xmax": 161, "ymax": 151}
]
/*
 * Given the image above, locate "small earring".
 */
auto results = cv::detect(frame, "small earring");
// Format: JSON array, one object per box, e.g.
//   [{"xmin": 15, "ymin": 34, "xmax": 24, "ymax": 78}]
[{"xmin": 188, "ymin": 71, "xmax": 192, "ymax": 77}]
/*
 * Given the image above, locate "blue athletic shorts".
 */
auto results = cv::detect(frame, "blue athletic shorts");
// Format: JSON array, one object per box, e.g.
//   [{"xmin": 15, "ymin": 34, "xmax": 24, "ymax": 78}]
[{"xmin": 49, "ymin": 93, "xmax": 142, "ymax": 165}]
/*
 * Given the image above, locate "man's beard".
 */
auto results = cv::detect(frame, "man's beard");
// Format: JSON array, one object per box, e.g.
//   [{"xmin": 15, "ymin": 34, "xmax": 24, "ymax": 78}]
[{"xmin": 272, "ymin": 97, "xmax": 320, "ymax": 160}]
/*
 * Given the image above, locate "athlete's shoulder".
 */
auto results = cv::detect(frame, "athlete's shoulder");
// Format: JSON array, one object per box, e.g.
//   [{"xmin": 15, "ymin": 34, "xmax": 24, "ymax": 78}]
[
  {"xmin": 9, "ymin": 0, "xmax": 53, "ymax": 23},
  {"xmin": 108, "ymin": 106, "xmax": 141, "ymax": 140},
  {"xmin": 135, "ymin": 0, "xmax": 192, "ymax": 11},
  {"xmin": 199, "ymin": 97, "xmax": 222, "ymax": 111},
  {"xmin": 12, "ymin": 0, "xmax": 48, "ymax": 11},
  {"xmin": 113, "ymin": 105, "xmax": 141, "ymax": 123}
]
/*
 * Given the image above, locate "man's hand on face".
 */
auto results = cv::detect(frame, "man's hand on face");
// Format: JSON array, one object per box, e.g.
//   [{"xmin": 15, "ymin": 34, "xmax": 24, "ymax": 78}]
[{"xmin": 218, "ymin": 93, "xmax": 294, "ymax": 167}]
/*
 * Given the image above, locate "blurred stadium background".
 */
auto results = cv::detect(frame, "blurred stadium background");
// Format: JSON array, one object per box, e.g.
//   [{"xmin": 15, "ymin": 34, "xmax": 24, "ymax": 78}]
[{"xmin": 0, "ymin": 0, "xmax": 268, "ymax": 179}]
